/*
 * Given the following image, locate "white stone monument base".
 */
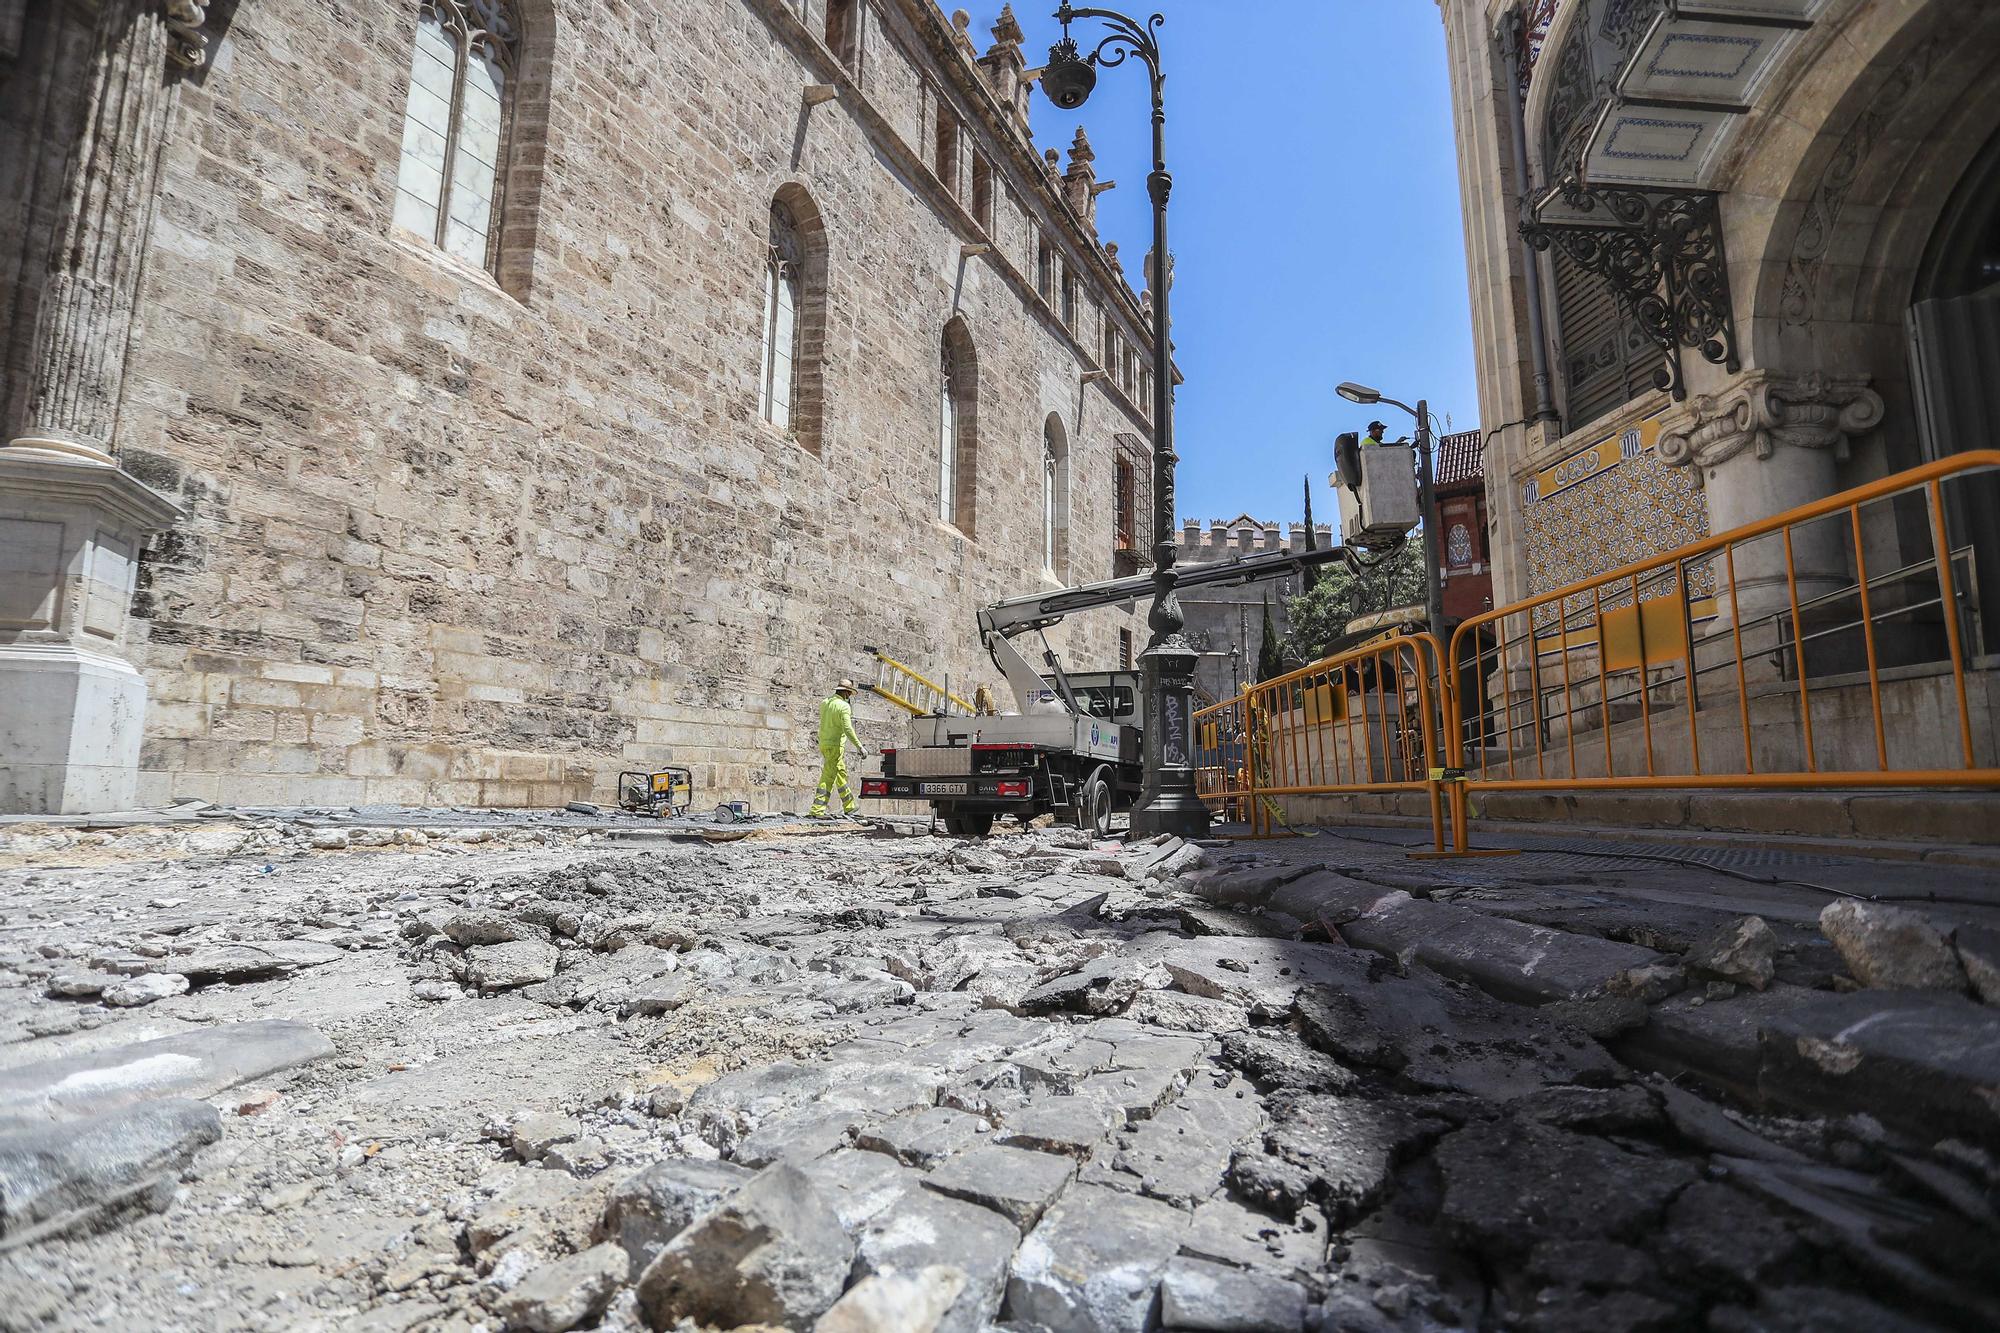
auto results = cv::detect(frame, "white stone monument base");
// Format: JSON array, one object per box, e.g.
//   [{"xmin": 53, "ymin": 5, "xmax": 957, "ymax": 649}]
[
  {"xmin": 0, "ymin": 443, "xmax": 183, "ymax": 815},
  {"xmin": 0, "ymin": 642, "xmax": 151, "ymax": 814}
]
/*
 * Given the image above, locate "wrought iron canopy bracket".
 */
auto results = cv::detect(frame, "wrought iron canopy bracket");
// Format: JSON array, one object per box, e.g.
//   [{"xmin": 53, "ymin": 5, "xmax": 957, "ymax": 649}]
[{"xmin": 1521, "ymin": 183, "xmax": 1739, "ymax": 401}]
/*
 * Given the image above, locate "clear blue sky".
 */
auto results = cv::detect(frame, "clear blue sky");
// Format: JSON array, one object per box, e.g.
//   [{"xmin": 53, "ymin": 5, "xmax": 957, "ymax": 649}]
[{"xmin": 955, "ymin": 1, "xmax": 1477, "ymax": 529}]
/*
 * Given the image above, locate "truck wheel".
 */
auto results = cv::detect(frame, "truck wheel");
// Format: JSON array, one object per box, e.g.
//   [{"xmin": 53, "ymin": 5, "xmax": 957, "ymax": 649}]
[
  {"xmin": 944, "ymin": 810, "xmax": 995, "ymax": 838},
  {"xmin": 1080, "ymin": 767, "xmax": 1113, "ymax": 838}
]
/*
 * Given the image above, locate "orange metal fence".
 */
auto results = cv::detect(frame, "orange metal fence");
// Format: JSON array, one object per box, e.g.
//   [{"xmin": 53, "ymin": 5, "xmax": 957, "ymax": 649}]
[
  {"xmin": 1196, "ymin": 451, "xmax": 2000, "ymax": 852},
  {"xmin": 1195, "ymin": 634, "xmax": 1456, "ymax": 849}
]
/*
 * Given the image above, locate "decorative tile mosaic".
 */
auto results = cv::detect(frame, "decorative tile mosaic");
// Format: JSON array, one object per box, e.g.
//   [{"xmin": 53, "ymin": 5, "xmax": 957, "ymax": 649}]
[{"xmin": 1522, "ymin": 435, "xmax": 1710, "ymax": 633}]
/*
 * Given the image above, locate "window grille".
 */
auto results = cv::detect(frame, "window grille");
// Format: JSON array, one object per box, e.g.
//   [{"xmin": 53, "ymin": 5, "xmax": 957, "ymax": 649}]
[{"xmin": 394, "ymin": 0, "xmax": 519, "ymax": 272}]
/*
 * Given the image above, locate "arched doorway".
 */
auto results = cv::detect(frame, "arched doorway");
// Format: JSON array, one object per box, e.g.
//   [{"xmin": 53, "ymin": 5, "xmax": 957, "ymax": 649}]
[
  {"xmin": 1910, "ymin": 123, "xmax": 2000, "ymax": 649},
  {"xmin": 1910, "ymin": 124, "xmax": 2000, "ymax": 463}
]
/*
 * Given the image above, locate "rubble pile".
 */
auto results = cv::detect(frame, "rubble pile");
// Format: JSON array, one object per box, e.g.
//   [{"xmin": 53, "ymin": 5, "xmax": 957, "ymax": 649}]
[{"xmin": 0, "ymin": 819, "xmax": 1994, "ymax": 1330}]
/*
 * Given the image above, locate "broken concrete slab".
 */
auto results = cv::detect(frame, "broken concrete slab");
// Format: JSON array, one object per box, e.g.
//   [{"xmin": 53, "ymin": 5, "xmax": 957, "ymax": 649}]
[
  {"xmin": 1178, "ymin": 1194, "xmax": 1327, "ymax": 1279},
  {"xmin": 1340, "ymin": 896, "xmax": 1670, "ymax": 1005},
  {"xmin": 461, "ymin": 940, "xmax": 560, "ymax": 991},
  {"xmin": 992, "ymin": 1095, "xmax": 1121, "ymax": 1159},
  {"xmin": 101, "ymin": 973, "xmax": 189, "ymax": 1007},
  {"xmin": 636, "ymin": 1163, "xmax": 853, "ymax": 1330},
  {"xmin": 1155, "ymin": 935, "xmax": 1375, "ymax": 1017},
  {"xmin": 468, "ymin": 1167, "xmax": 611, "ymax": 1261},
  {"xmin": 1016, "ymin": 955, "xmax": 1169, "ymax": 1017},
  {"xmin": 0, "ymin": 1019, "xmax": 334, "ymax": 1125},
  {"xmin": 849, "ymin": 1187, "xmax": 1018, "ymax": 1333},
  {"xmin": 855, "ymin": 1106, "xmax": 990, "ymax": 1168},
  {"xmin": 1159, "ymin": 1255, "xmax": 1307, "ymax": 1332},
  {"xmin": 1265, "ymin": 869, "xmax": 1408, "ymax": 927},
  {"xmin": 1435, "ymin": 1119, "xmax": 1700, "ymax": 1258},
  {"xmin": 1251, "ymin": 1093, "xmax": 1455, "ymax": 1225},
  {"xmin": 0, "ymin": 1099, "xmax": 221, "ymax": 1249},
  {"xmin": 601, "ymin": 1157, "xmax": 754, "ymax": 1277},
  {"xmin": 1125, "ymin": 989, "xmax": 1249, "ymax": 1034},
  {"xmin": 1686, "ymin": 915, "xmax": 1777, "ymax": 992},
  {"xmin": 797, "ymin": 1148, "xmax": 924, "ymax": 1235},
  {"xmin": 1753, "ymin": 988, "xmax": 2000, "ymax": 1144},
  {"xmin": 1103, "ymin": 1104, "xmax": 1236, "ymax": 1209},
  {"xmin": 1292, "ymin": 972, "xmax": 1620, "ymax": 1100},
  {"xmin": 815, "ymin": 1265, "xmax": 967, "ymax": 1333},
  {"xmin": 1007, "ymin": 1182, "xmax": 1190, "ymax": 1333},
  {"xmin": 1819, "ymin": 900, "xmax": 1967, "ymax": 993},
  {"xmin": 498, "ymin": 1242, "xmax": 626, "ymax": 1332},
  {"xmin": 921, "ymin": 1142, "xmax": 1074, "ymax": 1229}
]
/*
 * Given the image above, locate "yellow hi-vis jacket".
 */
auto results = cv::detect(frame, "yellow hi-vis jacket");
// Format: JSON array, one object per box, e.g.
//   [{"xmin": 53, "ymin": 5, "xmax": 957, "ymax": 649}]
[{"xmin": 817, "ymin": 694, "xmax": 863, "ymax": 755}]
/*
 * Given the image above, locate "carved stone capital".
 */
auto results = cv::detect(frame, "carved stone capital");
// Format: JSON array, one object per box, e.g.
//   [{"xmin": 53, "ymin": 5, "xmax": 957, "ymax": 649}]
[{"xmin": 1657, "ymin": 370, "xmax": 1885, "ymax": 469}]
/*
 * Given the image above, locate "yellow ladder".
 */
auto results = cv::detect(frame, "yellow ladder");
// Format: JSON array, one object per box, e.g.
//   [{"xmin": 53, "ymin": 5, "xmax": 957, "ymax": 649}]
[{"xmin": 861, "ymin": 645, "xmax": 976, "ymax": 717}]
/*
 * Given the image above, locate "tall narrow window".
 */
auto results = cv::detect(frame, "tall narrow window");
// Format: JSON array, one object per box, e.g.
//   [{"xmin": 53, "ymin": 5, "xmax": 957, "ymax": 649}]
[
  {"xmin": 1114, "ymin": 456, "xmax": 1136, "ymax": 550},
  {"xmin": 939, "ymin": 320, "xmax": 978, "ymax": 531},
  {"xmin": 394, "ymin": 0, "xmax": 519, "ymax": 272},
  {"xmin": 1061, "ymin": 269, "xmax": 1079, "ymax": 330},
  {"xmin": 1037, "ymin": 235, "xmax": 1055, "ymax": 304},
  {"xmin": 971, "ymin": 154, "xmax": 994, "ymax": 234},
  {"xmin": 825, "ymin": 0, "xmax": 858, "ymax": 67},
  {"xmin": 1042, "ymin": 414, "xmax": 1069, "ymax": 577},
  {"xmin": 1042, "ymin": 442, "xmax": 1057, "ymax": 572},
  {"xmin": 939, "ymin": 338, "xmax": 958, "ymax": 524},
  {"xmin": 935, "ymin": 106, "xmax": 959, "ymax": 195},
  {"xmin": 760, "ymin": 201, "xmax": 803, "ymax": 431}
]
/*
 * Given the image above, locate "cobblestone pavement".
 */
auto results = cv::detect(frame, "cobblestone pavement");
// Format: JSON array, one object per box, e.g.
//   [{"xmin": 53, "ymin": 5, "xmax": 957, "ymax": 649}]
[{"xmin": 0, "ymin": 817, "xmax": 1996, "ymax": 1332}]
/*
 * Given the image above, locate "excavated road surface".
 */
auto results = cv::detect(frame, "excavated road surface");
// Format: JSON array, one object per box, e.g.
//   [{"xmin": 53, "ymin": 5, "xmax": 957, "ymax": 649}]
[{"xmin": 0, "ymin": 818, "xmax": 1995, "ymax": 1332}]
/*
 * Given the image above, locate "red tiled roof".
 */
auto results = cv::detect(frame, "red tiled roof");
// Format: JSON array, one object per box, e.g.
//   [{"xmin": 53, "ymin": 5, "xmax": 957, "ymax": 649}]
[{"xmin": 1435, "ymin": 429, "xmax": 1484, "ymax": 490}]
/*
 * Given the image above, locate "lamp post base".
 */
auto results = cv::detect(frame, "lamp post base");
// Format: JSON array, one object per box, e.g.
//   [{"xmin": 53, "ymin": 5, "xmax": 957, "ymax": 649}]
[{"xmin": 1128, "ymin": 638, "xmax": 1213, "ymax": 839}]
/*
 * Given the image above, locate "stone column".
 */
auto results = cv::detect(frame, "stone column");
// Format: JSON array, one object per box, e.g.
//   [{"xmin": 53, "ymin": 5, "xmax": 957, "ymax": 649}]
[
  {"xmin": 1658, "ymin": 369, "xmax": 1884, "ymax": 653},
  {"xmin": 0, "ymin": 0, "xmax": 198, "ymax": 814}
]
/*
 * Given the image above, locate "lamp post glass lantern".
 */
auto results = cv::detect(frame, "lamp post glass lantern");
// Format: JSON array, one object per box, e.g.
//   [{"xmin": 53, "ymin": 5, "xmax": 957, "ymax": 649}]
[{"xmin": 1045, "ymin": 5, "xmax": 1208, "ymax": 837}]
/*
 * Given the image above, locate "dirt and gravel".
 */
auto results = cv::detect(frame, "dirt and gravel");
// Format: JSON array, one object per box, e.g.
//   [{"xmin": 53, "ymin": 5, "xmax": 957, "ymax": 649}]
[{"xmin": 0, "ymin": 815, "xmax": 1996, "ymax": 1332}]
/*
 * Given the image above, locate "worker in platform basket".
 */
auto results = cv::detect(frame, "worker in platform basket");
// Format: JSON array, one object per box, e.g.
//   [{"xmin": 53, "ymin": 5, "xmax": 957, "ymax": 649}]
[
  {"xmin": 1365, "ymin": 419, "xmax": 1389, "ymax": 445},
  {"xmin": 809, "ymin": 679, "xmax": 866, "ymax": 819}
]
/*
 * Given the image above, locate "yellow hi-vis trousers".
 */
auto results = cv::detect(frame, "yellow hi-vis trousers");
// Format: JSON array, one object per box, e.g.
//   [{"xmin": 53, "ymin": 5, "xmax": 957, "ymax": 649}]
[{"xmin": 810, "ymin": 749, "xmax": 857, "ymax": 816}]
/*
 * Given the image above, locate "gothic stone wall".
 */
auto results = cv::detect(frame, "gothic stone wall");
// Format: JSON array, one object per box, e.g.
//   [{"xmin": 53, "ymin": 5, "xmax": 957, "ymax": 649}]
[{"xmin": 55, "ymin": 0, "xmax": 1148, "ymax": 810}]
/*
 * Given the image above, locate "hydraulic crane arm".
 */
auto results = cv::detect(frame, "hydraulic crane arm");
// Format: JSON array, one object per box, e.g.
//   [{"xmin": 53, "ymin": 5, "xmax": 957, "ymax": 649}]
[{"xmin": 977, "ymin": 543, "xmax": 1370, "ymax": 715}]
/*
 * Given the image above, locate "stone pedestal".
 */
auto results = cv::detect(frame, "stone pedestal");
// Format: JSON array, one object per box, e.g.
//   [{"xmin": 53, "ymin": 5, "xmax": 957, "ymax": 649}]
[{"xmin": 0, "ymin": 446, "xmax": 181, "ymax": 813}]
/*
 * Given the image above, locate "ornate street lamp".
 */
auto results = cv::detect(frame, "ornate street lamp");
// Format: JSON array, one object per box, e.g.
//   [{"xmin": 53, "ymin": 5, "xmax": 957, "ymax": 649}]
[{"xmin": 1043, "ymin": 5, "xmax": 1208, "ymax": 837}]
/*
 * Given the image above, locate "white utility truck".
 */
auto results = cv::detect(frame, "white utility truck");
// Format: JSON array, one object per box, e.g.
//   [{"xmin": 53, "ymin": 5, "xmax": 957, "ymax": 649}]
[{"xmin": 859, "ymin": 542, "xmax": 1378, "ymax": 836}]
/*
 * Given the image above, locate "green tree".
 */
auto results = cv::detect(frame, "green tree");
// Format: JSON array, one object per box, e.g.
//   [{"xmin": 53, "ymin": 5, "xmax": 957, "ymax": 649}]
[
  {"xmin": 1280, "ymin": 539, "xmax": 1428, "ymax": 665},
  {"xmin": 1256, "ymin": 593, "xmax": 1285, "ymax": 682}
]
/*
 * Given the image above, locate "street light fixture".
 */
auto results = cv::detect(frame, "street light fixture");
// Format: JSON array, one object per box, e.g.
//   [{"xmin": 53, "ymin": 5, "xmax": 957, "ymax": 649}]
[
  {"xmin": 1044, "ymin": 4, "xmax": 1208, "ymax": 838},
  {"xmin": 1335, "ymin": 380, "xmax": 1447, "ymax": 649}
]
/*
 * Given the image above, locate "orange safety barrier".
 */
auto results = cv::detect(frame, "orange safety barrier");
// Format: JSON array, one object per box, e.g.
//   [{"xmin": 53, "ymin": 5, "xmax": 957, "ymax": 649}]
[
  {"xmin": 1195, "ymin": 451, "xmax": 2000, "ymax": 856},
  {"xmin": 1197, "ymin": 634, "xmax": 1455, "ymax": 850},
  {"xmin": 1441, "ymin": 449, "xmax": 2000, "ymax": 842}
]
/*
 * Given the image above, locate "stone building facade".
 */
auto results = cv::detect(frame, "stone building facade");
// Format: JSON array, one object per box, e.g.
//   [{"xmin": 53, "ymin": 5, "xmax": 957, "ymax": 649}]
[
  {"xmin": 1438, "ymin": 0, "xmax": 2000, "ymax": 762},
  {"xmin": 0, "ymin": 0, "xmax": 1167, "ymax": 814},
  {"xmin": 1176, "ymin": 517, "xmax": 1332, "ymax": 705}
]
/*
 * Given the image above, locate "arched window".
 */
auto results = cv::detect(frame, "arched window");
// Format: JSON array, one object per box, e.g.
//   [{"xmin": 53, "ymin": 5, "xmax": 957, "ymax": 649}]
[
  {"xmin": 760, "ymin": 201, "xmax": 803, "ymax": 432},
  {"xmin": 939, "ymin": 320, "xmax": 978, "ymax": 531},
  {"xmin": 394, "ymin": 0, "xmax": 520, "ymax": 273},
  {"xmin": 1043, "ymin": 413, "xmax": 1069, "ymax": 577},
  {"xmin": 759, "ymin": 186, "xmax": 827, "ymax": 453}
]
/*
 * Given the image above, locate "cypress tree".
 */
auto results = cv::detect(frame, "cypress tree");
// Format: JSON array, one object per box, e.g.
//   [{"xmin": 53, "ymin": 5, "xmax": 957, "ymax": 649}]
[
  {"xmin": 1257, "ymin": 592, "xmax": 1284, "ymax": 682},
  {"xmin": 1301, "ymin": 475, "xmax": 1320, "ymax": 593}
]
